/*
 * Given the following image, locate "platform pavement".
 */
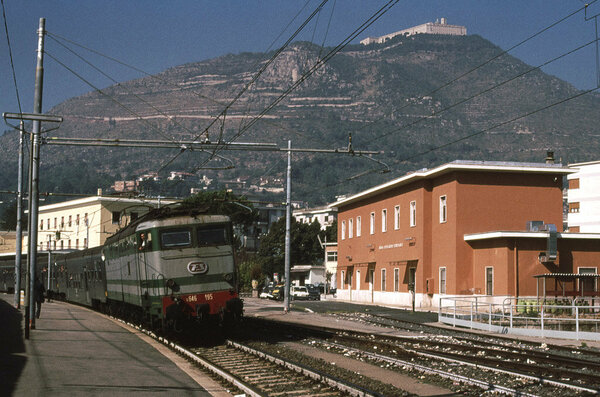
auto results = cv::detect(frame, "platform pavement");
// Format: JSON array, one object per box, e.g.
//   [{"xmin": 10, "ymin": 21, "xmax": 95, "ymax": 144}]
[
  {"xmin": 0, "ymin": 293, "xmax": 230, "ymax": 397},
  {"xmin": 244, "ymin": 296, "xmax": 600, "ymax": 349}
]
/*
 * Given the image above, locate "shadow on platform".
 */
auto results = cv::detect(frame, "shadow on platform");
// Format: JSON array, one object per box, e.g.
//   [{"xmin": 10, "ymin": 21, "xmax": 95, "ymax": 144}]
[{"xmin": 0, "ymin": 297, "xmax": 26, "ymax": 396}]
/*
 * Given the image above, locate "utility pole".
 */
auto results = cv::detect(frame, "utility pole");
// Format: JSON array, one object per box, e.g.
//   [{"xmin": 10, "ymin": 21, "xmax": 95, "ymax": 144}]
[
  {"xmin": 14, "ymin": 121, "xmax": 25, "ymax": 308},
  {"xmin": 283, "ymin": 141, "xmax": 291, "ymax": 313},
  {"xmin": 27, "ymin": 17, "xmax": 47, "ymax": 331}
]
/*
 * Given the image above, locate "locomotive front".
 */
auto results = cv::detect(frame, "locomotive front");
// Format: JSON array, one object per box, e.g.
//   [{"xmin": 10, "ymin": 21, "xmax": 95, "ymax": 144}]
[{"xmin": 120, "ymin": 214, "xmax": 242, "ymax": 328}]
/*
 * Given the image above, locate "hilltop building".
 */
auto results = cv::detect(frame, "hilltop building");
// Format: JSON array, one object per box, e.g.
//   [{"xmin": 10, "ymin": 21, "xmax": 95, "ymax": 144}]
[
  {"xmin": 566, "ymin": 160, "xmax": 600, "ymax": 232},
  {"xmin": 330, "ymin": 160, "xmax": 600, "ymax": 308},
  {"xmin": 360, "ymin": 17, "xmax": 466, "ymax": 45}
]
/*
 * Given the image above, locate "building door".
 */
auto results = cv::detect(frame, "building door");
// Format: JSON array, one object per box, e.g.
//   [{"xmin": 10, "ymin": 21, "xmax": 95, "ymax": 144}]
[
  {"xmin": 369, "ymin": 269, "xmax": 374, "ymax": 303},
  {"xmin": 486, "ymin": 267, "xmax": 493, "ymax": 295},
  {"xmin": 348, "ymin": 272, "xmax": 353, "ymax": 301}
]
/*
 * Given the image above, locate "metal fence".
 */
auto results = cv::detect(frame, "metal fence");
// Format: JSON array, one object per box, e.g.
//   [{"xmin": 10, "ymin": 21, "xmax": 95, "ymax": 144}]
[{"xmin": 439, "ymin": 296, "xmax": 600, "ymax": 341}]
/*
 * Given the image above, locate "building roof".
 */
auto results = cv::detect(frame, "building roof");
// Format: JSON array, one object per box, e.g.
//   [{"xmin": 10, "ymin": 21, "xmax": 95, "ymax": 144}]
[
  {"xmin": 293, "ymin": 206, "xmax": 337, "ymax": 216},
  {"xmin": 464, "ymin": 231, "xmax": 600, "ymax": 241},
  {"xmin": 330, "ymin": 160, "xmax": 573, "ymax": 209},
  {"xmin": 37, "ymin": 195, "xmax": 176, "ymax": 212},
  {"xmin": 568, "ymin": 160, "xmax": 600, "ymax": 167}
]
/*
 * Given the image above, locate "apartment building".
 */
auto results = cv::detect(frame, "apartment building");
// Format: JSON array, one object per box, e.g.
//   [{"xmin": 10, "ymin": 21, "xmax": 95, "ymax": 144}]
[
  {"xmin": 567, "ymin": 160, "xmax": 600, "ymax": 232},
  {"xmin": 293, "ymin": 206, "xmax": 337, "ymax": 230},
  {"xmin": 27, "ymin": 194, "xmax": 173, "ymax": 252}
]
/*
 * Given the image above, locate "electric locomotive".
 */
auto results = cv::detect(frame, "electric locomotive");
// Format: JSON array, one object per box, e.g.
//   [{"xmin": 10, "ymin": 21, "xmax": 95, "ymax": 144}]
[{"xmin": 28, "ymin": 207, "xmax": 243, "ymax": 330}]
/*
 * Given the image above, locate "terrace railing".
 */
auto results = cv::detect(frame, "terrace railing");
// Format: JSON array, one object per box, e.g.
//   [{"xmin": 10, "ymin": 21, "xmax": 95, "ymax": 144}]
[{"xmin": 439, "ymin": 296, "xmax": 600, "ymax": 341}]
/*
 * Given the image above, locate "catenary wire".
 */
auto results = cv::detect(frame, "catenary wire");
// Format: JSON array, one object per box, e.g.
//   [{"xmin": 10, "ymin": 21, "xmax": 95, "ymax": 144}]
[
  {"xmin": 363, "ymin": 37, "xmax": 600, "ymax": 149},
  {"xmin": 301, "ymin": 86, "xmax": 600, "ymax": 198},
  {"xmin": 190, "ymin": 0, "xmax": 400, "ymax": 173},
  {"xmin": 1, "ymin": 0, "xmax": 23, "ymax": 115},
  {"xmin": 329, "ymin": 0, "xmax": 598, "ymax": 149}
]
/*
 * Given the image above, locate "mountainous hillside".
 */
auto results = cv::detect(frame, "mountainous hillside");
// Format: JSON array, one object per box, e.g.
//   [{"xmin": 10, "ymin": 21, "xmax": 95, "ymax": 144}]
[{"xmin": 1, "ymin": 33, "xmax": 599, "ymax": 206}]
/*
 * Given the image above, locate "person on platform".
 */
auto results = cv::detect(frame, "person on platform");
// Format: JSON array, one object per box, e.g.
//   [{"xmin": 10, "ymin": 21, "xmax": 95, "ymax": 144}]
[{"xmin": 34, "ymin": 277, "xmax": 45, "ymax": 319}]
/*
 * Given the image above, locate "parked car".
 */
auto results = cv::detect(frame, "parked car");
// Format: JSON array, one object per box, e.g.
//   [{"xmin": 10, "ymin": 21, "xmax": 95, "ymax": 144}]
[
  {"xmin": 271, "ymin": 284, "xmax": 285, "ymax": 300},
  {"xmin": 291, "ymin": 286, "xmax": 309, "ymax": 300},
  {"xmin": 306, "ymin": 284, "xmax": 321, "ymax": 300},
  {"xmin": 259, "ymin": 286, "xmax": 273, "ymax": 299}
]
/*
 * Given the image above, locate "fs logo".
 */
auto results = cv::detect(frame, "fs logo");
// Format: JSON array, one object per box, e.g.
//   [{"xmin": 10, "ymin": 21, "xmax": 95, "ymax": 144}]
[{"xmin": 187, "ymin": 261, "xmax": 208, "ymax": 274}]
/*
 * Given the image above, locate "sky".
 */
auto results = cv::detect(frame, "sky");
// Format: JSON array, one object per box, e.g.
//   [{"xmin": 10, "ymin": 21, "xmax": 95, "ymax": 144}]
[{"xmin": 1, "ymin": 0, "xmax": 599, "ymax": 122}]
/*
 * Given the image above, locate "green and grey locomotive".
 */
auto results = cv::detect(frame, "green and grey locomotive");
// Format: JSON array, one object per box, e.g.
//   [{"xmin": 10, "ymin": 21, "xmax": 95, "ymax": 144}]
[{"xmin": 38, "ymin": 207, "xmax": 243, "ymax": 330}]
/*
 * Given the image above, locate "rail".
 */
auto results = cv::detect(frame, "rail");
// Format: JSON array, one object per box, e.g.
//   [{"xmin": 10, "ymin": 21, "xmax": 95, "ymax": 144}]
[{"xmin": 439, "ymin": 296, "xmax": 600, "ymax": 341}]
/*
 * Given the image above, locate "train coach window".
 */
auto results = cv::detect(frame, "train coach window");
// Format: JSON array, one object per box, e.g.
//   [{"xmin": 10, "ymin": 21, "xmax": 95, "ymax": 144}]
[
  {"xmin": 160, "ymin": 229, "xmax": 192, "ymax": 248},
  {"xmin": 197, "ymin": 226, "xmax": 229, "ymax": 246}
]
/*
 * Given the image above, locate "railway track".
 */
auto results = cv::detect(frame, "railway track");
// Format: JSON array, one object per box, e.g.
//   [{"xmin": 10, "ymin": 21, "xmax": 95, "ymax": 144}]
[
  {"xmin": 119, "ymin": 319, "xmax": 389, "ymax": 396},
  {"xmin": 242, "ymin": 316, "xmax": 600, "ymax": 396}
]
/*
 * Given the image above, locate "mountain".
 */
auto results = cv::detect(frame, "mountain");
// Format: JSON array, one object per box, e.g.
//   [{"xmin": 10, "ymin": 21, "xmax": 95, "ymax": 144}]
[{"xmin": 1, "ymin": 33, "xmax": 599, "ymax": 206}]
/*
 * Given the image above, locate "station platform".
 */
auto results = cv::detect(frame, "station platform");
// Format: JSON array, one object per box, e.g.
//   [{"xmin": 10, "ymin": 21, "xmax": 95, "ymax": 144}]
[{"xmin": 0, "ymin": 293, "xmax": 229, "ymax": 396}]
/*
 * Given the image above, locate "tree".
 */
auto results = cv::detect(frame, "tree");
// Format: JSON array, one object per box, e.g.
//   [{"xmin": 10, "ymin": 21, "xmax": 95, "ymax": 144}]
[
  {"xmin": 181, "ymin": 190, "xmax": 257, "ymax": 233},
  {"xmin": 0, "ymin": 201, "xmax": 18, "ymax": 230},
  {"xmin": 324, "ymin": 219, "xmax": 337, "ymax": 242},
  {"xmin": 257, "ymin": 217, "xmax": 323, "ymax": 279}
]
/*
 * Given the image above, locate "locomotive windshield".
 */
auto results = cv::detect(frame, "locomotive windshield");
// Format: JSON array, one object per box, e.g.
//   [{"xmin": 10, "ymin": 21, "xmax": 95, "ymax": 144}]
[
  {"xmin": 160, "ymin": 229, "xmax": 192, "ymax": 248},
  {"xmin": 197, "ymin": 225, "xmax": 230, "ymax": 246}
]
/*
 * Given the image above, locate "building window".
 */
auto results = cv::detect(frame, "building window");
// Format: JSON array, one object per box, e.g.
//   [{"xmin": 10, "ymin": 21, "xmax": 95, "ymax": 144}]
[
  {"xmin": 485, "ymin": 267, "xmax": 493, "ymax": 295},
  {"xmin": 349, "ymin": 218, "xmax": 353, "ymax": 238},
  {"xmin": 54, "ymin": 217, "xmax": 57, "ymax": 229},
  {"xmin": 40, "ymin": 220, "xmax": 43, "ymax": 231},
  {"xmin": 68, "ymin": 240, "xmax": 71, "ymax": 249},
  {"xmin": 568, "ymin": 178, "xmax": 580, "ymax": 189},
  {"xmin": 439, "ymin": 267, "xmax": 446, "ymax": 294},
  {"xmin": 76, "ymin": 239, "xmax": 79, "ymax": 249},
  {"xmin": 327, "ymin": 251, "xmax": 338, "ymax": 262},
  {"xmin": 84, "ymin": 213, "xmax": 88, "ymax": 224},
  {"xmin": 76, "ymin": 214, "xmax": 80, "ymax": 225},
  {"xmin": 394, "ymin": 268, "xmax": 399, "ymax": 292},
  {"xmin": 112, "ymin": 211, "xmax": 120, "ymax": 224},
  {"xmin": 61, "ymin": 216, "xmax": 64, "ymax": 228},
  {"xmin": 356, "ymin": 270, "xmax": 361, "ymax": 290},
  {"xmin": 46, "ymin": 241, "xmax": 50, "ymax": 250},
  {"xmin": 356, "ymin": 216, "xmax": 361, "ymax": 237},
  {"xmin": 53, "ymin": 241, "xmax": 56, "ymax": 250},
  {"xmin": 68, "ymin": 215, "xmax": 72, "ymax": 227},
  {"xmin": 578, "ymin": 267, "xmax": 597, "ymax": 292},
  {"xmin": 394, "ymin": 205, "xmax": 400, "ymax": 230},
  {"xmin": 410, "ymin": 201, "xmax": 416, "ymax": 227},
  {"xmin": 381, "ymin": 209, "xmax": 387, "ymax": 232},
  {"xmin": 47, "ymin": 219, "xmax": 50, "ymax": 230},
  {"xmin": 83, "ymin": 238, "xmax": 87, "ymax": 249},
  {"xmin": 381, "ymin": 269, "xmax": 386, "ymax": 291},
  {"xmin": 569, "ymin": 202, "xmax": 580, "ymax": 213},
  {"xmin": 60, "ymin": 240, "xmax": 64, "ymax": 250},
  {"xmin": 439, "ymin": 195, "xmax": 447, "ymax": 223},
  {"xmin": 341, "ymin": 220, "xmax": 346, "ymax": 240},
  {"xmin": 370, "ymin": 212, "xmax": 375, "ymax": 234},
  {"xmin": 341, "ymin": 270, "xmax": 345, "ymax": 289}
]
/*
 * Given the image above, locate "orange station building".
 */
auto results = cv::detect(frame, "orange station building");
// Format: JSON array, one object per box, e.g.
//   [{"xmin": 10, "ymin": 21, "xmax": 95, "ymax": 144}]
[{"xmin": 330, "ymin": 160, "xmax": 600, "ymax": 308}]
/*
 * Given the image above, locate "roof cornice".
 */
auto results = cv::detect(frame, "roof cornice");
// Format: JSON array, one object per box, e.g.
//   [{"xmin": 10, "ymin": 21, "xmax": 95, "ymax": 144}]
[{"xmin": 329, "ymin": 160, "xmax": 572, "ymax": 209}]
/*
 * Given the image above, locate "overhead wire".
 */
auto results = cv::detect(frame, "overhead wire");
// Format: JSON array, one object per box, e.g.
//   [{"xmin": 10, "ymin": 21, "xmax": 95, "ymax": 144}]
[
  {"xmin": 301, "ymin": 87, "xmax": 600, "ymax": 198},
  {"xmin": 190, "ymin": 0, "xmax": 400, "ymax": 173},
  {"xmin": 364, "ymin": 36, "xmax": 600, "ymax": 148},
  {"xmin": 1, "ymin": 0, "xmax": 23, "ymax": 115},
  {"xmin": 327, "ymin": 0, "xmax": 598, "ymax": 149}
]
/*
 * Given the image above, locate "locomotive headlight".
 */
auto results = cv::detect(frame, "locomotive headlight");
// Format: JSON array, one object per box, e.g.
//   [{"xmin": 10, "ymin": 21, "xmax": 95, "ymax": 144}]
[
  {"xmin": 166, "ymin": 278, "xmax": 180, "ymax": 292},
  {"xmin": 223, "ymin": 273, "xmax": 233, "ymax": 282}
]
